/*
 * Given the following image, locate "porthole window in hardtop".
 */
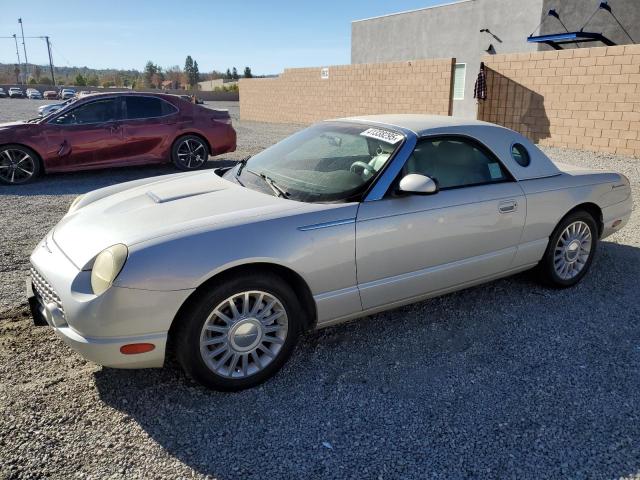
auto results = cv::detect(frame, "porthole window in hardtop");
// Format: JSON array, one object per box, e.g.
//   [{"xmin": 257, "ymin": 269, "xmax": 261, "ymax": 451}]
[{"xmin": 511, "ymin": 143, "xmax": 530, "ymax": 167}]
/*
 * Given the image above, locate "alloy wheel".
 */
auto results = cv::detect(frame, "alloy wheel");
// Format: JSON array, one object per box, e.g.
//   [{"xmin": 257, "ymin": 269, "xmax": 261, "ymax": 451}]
[
  {"xmin": 176, "ymin": 138, "xmax": 207, "ymax": 169},
  {"xmin": 199, "ymin": 290, "xmax": 288, "ymax": 378},
  {"xmin": 553, "ymin": 220, "xmax": 592, "ymax": 280},
  {"xmin": 0, "ymin": 148, "xmax": 36, "ymax": 184}
]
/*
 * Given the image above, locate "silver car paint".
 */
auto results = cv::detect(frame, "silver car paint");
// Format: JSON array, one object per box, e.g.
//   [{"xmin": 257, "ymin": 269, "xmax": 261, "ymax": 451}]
[{"xmin": 29, "ymin": 114, "xmax": 633, "ymax": 368}]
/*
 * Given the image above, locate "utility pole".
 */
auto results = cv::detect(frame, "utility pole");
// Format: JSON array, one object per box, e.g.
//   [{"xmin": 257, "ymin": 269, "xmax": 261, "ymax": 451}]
[
  {"xmin": 12, "ymin": 34, "xmax": 22, "ymax": 84},
  {"xmin": 18, "ymin": 18, "xmax": 29, "ymax": 81},
  {"xmin": 45, "ymin": 36, "xmax": 56, "ymax": 87}
]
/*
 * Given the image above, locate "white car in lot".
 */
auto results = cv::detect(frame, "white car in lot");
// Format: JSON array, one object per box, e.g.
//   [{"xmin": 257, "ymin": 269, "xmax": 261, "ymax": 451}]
[
  {"xmin": 26, "ymin": 88, "xmax": 43, "ymax": 99},
  {"xmin": 28, "ymin": 115, "xmax": 632, "ymax": 390},
  {"xmin": 8, "ymin": 87, "xmax": 23, "ymax": 98},
  {"xmin": 37, "ymin": 98, "xmax": 74, "ymax": 117},
  {"xmin": 59, "ymin": 88, "xmax": 76, "ymax": 100}
]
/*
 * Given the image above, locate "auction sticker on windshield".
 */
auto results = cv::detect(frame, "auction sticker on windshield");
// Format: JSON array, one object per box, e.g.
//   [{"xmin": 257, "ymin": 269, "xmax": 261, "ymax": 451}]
[{"xmin": 360, "ymin": 128, "xmax": 404, "ymax": 145}]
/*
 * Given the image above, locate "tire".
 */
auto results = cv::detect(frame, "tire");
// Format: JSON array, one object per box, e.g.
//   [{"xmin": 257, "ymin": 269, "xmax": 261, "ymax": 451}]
[
  {"xmin": 538, "ymin": 210, "xmax": 599, "ymax": 288},
  {"xmin": 0, "ymin": 144, "xmax": 42, "ymax": 185},
  {"xmin": 174, "ymin": 272, "xmax": 303, "ymax": 391},
  {"xmin": 171, "ymin": 135, "xmax": 210, "ymax": 171}
]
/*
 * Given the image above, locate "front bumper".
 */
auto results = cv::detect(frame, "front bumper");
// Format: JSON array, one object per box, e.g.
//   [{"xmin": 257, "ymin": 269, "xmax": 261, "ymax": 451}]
[
  {"xmin": 28, "ymin": 231, "xmax": 193, "ymax": 369},
  {"xmin": 27, "ymin": 280, "xmax": 167, "ymax": 368}
]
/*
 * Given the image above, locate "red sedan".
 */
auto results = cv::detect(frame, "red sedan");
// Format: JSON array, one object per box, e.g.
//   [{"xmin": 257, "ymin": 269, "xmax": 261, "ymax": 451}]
[{"xmin": 0, "ymin": 92, "xmax": 236, "ymax": 185}]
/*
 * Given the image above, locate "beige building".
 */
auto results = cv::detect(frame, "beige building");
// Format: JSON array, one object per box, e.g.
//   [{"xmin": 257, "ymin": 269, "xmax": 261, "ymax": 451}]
[{"xmin": 198, "ymin": 79, "xmax": 238, "ymax": 91}]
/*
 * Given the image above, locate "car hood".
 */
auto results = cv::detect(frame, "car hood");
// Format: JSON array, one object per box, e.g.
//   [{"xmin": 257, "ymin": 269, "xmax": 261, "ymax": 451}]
[{"xmin": 53, "ymin": 171, "xmax": 306, "ymax": 269}]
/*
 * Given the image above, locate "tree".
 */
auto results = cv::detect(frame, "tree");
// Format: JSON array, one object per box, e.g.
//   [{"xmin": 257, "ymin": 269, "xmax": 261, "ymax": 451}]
[
  {"xmin": 192, "ymin": 60, "xmax": 200, "ymax": 87},
  {"xmin": 14, "ymin": 65, "xmax": 20, "ymax": 83},
  {"xmin": 165, "ymin": 65, "xmax": 184, "ymax": 89},
  {"xmin": 144, "ymin": 61, "xmax": 158, "ymax": 88},
  {"xmin": 184, "ymin": 55, "xmax": 194, "ymax": 87},
  {"xmin": 74, "ymin": 74, "xmax": 87, "ymax": 86},
  {"xmin": 232, "ymin": 67, "xmax": 239, "ymax": 80},
  {"xmin": 184, "ymin": 56, "xmax": 200, "ymax": 88},
  {"xmin": 29, "ymin": 78, "xmax": 37, "ymax": 85},
  {"xmin": 243, "ymin": 66, "xmax": 253, "ymax": 78},
  {"xmin": 225, "ymin": 68, "xmax": 232, "ymax": 80},
  {"xmin": 39, "ymin": 77, "xmax": 52, "ymax": 85},
  {"xmin": 87, "ymin": 75, "xmax": 100, "ymax": 86},
  {"xmin": 34, "ymin": 65, "xmax": 42, "ymax": 83}
]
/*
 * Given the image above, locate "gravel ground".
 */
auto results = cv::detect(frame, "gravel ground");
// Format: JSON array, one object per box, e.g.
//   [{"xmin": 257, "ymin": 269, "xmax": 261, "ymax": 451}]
[{"xmin": 1, "ymin": 98, "xmax": 639, "ymax": 479}]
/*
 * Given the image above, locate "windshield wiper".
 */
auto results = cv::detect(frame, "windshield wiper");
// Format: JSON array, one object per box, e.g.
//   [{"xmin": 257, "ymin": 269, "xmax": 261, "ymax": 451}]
[
  {"xmin": 234, "ymin": 156, "xmax": 251, "ymax": 185},
  {"xmin": 246, "ymin": 169, "xmax": 290, "ymax": 198}
]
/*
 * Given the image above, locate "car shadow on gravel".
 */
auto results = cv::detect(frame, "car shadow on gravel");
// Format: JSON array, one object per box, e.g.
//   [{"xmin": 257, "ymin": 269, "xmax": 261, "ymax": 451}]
[
  {"xmin": 92, "ymin": 240, "xmax": 640, "ymax": 479},
  {"xmin": 0, "ymin": 159, "xmax": 238, "ymax": 196}
]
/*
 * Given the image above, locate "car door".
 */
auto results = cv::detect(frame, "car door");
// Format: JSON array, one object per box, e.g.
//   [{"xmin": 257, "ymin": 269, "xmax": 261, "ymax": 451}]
[
  {"xmin": 42, "ymin": 97, "xmax": 123, "ymax": 170},
  {"xmin": 119, "ymin": 96, "xmax": 178, "ymax": 164},
  {"xmin": 356, "ymin": 135, "xmax": 526, "ymax": 310}
]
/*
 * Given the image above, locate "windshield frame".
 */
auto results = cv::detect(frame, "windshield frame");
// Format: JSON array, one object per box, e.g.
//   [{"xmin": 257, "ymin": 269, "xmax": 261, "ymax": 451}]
[{"xmin": 227, "ymin": 120, "xmax": 407, "ymax": 204}]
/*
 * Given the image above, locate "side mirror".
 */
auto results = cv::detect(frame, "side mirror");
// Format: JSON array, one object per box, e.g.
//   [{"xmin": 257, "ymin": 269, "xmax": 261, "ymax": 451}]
[{"xmin": 398, "ymin": 174, "xmax": 438, "ymax": 195}]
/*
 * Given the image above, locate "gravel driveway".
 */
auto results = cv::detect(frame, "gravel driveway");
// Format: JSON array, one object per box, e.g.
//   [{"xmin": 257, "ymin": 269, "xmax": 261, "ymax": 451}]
[{"xmin": 1, "ymin": 98, "xmax": 639, "ymax": 479}]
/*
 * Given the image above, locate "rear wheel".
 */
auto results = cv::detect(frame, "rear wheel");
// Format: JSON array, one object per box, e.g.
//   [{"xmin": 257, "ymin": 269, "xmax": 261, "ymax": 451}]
[
  {"xmin": 175, "ymin": 272, "xmax": 302, "ymax": 390},
  {"xmin": 171, "ymin": 135, "xmax": 210, "ymax": 171},
  {"xmin": 0, "ymin": 144, "xmax": 41, "ymax": 185},
  {"xmin": 538, "ymin": 210, "xmax": 598, "ymax": 288}
]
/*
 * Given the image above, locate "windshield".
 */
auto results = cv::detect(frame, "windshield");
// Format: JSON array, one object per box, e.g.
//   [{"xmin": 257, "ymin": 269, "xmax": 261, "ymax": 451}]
[{"xmin": 224, "ymin": 122, "xmax": 404, "ymax": 203}]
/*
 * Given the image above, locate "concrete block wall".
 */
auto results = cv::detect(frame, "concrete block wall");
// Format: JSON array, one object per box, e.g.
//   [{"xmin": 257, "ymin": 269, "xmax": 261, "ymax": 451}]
[
  {"xmin": 239, "ymin": 59, "xmax": 454, "ymax": 124},
  {"xmin": 478, "ymin": 45, "xmax": 640, "ymax": 157}
]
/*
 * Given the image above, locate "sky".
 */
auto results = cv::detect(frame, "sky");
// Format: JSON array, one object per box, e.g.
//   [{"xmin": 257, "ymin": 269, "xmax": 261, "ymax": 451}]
[{"xmin": 0, "ymin": 0, "xmax": 448, "ymax": 75}]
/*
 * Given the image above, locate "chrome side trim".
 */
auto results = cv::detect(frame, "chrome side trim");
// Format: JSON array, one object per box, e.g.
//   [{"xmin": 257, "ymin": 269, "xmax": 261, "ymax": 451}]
[
  {"xmin": 297, "ymin": 218, "xmax": 355, "ymax": 231},
  {"xmin": 364, "ymin": 127, "xmax": 418, "ymax": 201}
]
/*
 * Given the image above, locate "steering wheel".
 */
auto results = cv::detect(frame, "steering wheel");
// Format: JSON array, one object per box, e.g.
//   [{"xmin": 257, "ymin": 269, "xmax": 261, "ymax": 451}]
[{"xmin": 350, "ymin": 161, "xmax": 374, "ymax": 177}]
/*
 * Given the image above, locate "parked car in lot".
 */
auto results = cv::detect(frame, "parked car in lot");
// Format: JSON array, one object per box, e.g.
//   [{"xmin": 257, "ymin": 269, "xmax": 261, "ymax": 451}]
[
  {"xmin": 26, "ymin": 114, "xmax": 632, "ymax": 391},
  {"xmin": 0, "ymin": 88, "xmax": 6, "ymax": 98},
  {"xmin": 26, "ymin": 88, "xmax": 43, "ymax": 99},
  {"xmin": 0, "ymin": 92, "xmax": 236, "ymax": 184},
  {"xmin": 37, "ymin": 99, "xmax": 74, "ymax": 117},
  {"xmin": 8, "ymin": 87, "xmax": 23, "ymax": 98},
  {"xmin": 43, "ymin": 90, "xmax": 58, "ymax": 100},
  {"xmin": 59, "ymin": 88, "xmax": 76, "ymax": 100},
  {"xmin": 179, "ymin": 94, "xmax": 205, "ymax": 105}
]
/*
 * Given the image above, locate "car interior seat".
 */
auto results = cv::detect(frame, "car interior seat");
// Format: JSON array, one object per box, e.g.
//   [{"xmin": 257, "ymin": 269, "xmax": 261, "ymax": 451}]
[{"xmin": 431, "ymin": 141, "xmax": 490, "ymax": 188}]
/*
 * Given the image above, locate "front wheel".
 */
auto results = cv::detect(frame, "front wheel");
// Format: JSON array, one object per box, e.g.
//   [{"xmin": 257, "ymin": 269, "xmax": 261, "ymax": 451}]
[
  {"xmin": 538, "ymin": 210, "xmax": 598, "ymax": 288},
  {"xmin": 0, "ymin": 144, "xmax": 41, "ymax": 185},
  {"xmin": 171, "ymin": 135, "xmax": 210, "ymax": 171},
  {"xmin": 174, "ymin": 273, "xmax": 302, "ymax": 390}
]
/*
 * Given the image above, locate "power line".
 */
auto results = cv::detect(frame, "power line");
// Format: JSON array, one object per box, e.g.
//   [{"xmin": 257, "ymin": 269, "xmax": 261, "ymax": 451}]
[
  {"xmin": 48, "ymin": 40, "xmax": 72, "ymax": 67},
  {"xmin": 0, "ymin": 35, "xmax": 50, "ymax": 39}
]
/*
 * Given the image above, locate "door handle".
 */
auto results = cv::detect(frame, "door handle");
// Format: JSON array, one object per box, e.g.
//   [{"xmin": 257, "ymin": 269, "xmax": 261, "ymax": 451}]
[
  {"xmin": 498, "ymin": 200, "xmax": 517, "ymax": 213},
  {"xmin": 57, "ymin": 140, "xmax": 71, "ymax": 157}
]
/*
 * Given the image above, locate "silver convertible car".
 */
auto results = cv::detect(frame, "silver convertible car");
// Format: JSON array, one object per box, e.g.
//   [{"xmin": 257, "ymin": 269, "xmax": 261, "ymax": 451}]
[{"xmin": 28, "ymin": 115, "xmax": 632, "ymax": 390}]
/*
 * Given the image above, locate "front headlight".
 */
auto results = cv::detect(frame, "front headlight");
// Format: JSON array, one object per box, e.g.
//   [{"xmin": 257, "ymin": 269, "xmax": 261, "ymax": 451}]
[
  {"xmin": 68, "ymin": 194, "xmax": 84, "ymax": 213},
  {"xmin": 91, "ymin": 244, "xmax": 128, "ymax": 295}
]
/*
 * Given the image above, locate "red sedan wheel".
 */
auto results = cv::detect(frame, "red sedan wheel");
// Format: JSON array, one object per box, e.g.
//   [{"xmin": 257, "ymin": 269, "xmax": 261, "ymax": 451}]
[
  {"xmin": 172, "ymin": 136, "xmax": 209, "ymax": 171},
  {"xmin": 0, "ymin": 145, "xmax": 41, "ymax": 185}
]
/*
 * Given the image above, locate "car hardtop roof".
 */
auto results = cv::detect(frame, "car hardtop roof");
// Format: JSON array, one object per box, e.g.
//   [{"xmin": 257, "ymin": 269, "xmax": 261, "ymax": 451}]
[
  {"xmin": 332, "ymin": 114, "xmax": 561, "ymax": 181},
  {"xmin": 333, "ymin": 114, "xmax": 504, "ymax": 136}
]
